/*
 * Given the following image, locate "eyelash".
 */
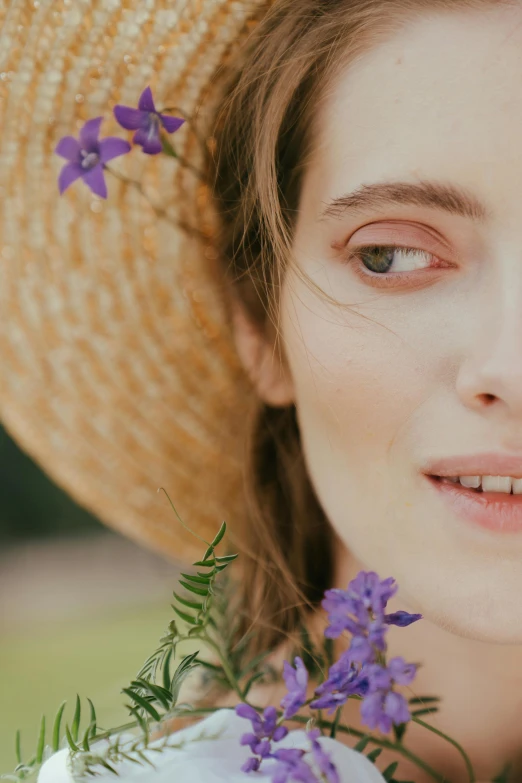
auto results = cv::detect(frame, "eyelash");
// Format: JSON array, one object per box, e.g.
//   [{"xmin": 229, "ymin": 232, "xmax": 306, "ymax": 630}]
[{"xmin": 343, "ymin": 244, "xmax": 446, "ymax": 289}]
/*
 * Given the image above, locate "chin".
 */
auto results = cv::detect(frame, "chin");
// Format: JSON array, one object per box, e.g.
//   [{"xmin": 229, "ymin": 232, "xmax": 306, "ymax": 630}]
[{"xmin": 416, "ymin": 585, "xmax": 522, "ymax": 646}]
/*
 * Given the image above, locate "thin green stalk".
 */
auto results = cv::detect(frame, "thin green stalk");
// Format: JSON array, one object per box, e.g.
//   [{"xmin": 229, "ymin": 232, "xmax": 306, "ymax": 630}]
[
  {"xmin": 277, "ymin": 712, "xmax": 448, "ymax": 783},
  {"xmin": 202, "ymin": 636, "xmax": 244, "ymax": 702},
  {"xmin": 413, "ymin": 716, "xmax": 475, "ymax": 782}
]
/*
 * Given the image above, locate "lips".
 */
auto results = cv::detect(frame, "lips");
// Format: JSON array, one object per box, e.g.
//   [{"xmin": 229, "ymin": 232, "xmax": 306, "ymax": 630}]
[
  {"xmin": 425, "ymin": 474, "xmax": 522, "ymax": 534},
  {"xmin": 423, "ymin": 452, "xmax": 522, "ymax": 479}
]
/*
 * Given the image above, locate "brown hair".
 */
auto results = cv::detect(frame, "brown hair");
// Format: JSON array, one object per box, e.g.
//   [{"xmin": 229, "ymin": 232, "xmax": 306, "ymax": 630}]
[{"xmin": 206, "ymin": 0, "xmax": 503, "ymax": 656}]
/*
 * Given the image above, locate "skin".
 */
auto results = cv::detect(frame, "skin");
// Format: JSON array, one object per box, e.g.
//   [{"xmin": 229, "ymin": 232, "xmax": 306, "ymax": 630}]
[{"xmin": 232, "ymin": 4, "xmax": 522, "ymax": 781}]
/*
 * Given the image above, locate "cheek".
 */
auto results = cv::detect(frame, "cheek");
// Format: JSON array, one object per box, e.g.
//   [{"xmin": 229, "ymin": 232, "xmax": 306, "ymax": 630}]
[{"xmin": 282, "ymin": 291, "xmax": 424, "ymax": 472}]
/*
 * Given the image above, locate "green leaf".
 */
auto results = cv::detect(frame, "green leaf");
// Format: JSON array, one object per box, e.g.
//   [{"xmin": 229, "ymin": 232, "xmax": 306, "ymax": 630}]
[
  {"xmin": 180, "ymin": 572, "xmax": 212, "ymax": 585},
  {"xmin": 367, "ymin": 748, "xmax": 382, "ymax": 762},
  {"xmin": 99, "ymin": 759, "xmax": 119, "ymax": 774},
  {"xmin": 215, "ymin": 554, "xmax": 238, "ymax": 564},
  {"xmin": 492, "ymin": 763, "xmax": 512, "ymax": 783},
  {"xmin": 353, "ymin": 735, "xmax": 371, "ymax": 752},
  {"xmin": 122, "ymin": 689, "xmax": 162, "ymax": 722},
  {"xmin": 71, "ymin": 694, "xmax": 81, "ymax": 742},
  {"xmin": 179, "ymin": 580, "xmax": 209, "ymax": 597},
  {"xmin": 170, "ymin": 652, "xmax": 200, "ymax": 705},
  {"xmin": 393, "ymin": 721, "xmax": 407, "ymax": 743},
  {"xmin": 81, "ymin": 724, "xmax": 92, "ymax": 752},
  {"xmin": 161, "ymin": 136, "xmax": 178, "ymax": 158},
  {"xmin": 192, "ymin": 558, "xmax": 215, "ymax": 567},
  {"xmin": 408, "ymin": 696, "xmax": 440, "ymax": 705},
  {"xmin": 163, "ymin": 648, "xmax": 173, "ymax": 693},
  {"xmin": 35, "ymin": 716, "xmax": 46, "ymax": 764},
  {"xmin": 383, "ymin": 762, "xmax": 399, "ymax": 780},
  {"xmin": 242, "ymin": 671, "xmax": 266, "ymax": 699},
  {"xmin": 411, "ymin": 707, "xmax": 439, "ymax": 718},
  {"xmin": 52, "ymin": 701, "xmax": 67, "ymax": 752},
  {"xmin": 133, "ymin": 679, "xmax": 172, "ymax": 710},
  {"xmin": 65, "ymin": 723, "xmax": 80, "ymax": 752},
  {"xmin": 214, "ymin": 563, "xmax": 230, "ymax": 572},
  {"xmin": 173, "ymin": 591, "xmax": 205, "ymax": 610},
  {"xmin": 87, "ymin": 698, "xmax": 97, "ymax": 739},
  {"xmin": 211, "ymin": 521, "xmax": 227, "ymax": 549},
  {"xmin": 171, "ymin": 605, "xmax": 200, "ymax": 626},
  {"xmin": 14, "ymin": 730, "xmax": 21, "ymax": 765}
]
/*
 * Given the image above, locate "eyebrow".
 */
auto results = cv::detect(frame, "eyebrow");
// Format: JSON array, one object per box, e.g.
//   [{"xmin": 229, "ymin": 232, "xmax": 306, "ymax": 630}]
[{"xmin": 318, "ymin": 180, "xmax": 491, "ymax": 223}]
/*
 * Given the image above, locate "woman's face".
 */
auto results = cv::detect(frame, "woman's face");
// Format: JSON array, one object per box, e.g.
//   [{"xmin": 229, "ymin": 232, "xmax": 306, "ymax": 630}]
[{"xmin": 279, "ymin": 4, "xmax": 522, "ymax": 644}]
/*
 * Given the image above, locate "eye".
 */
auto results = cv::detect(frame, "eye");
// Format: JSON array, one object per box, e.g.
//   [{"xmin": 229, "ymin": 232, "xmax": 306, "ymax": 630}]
[
  {"xmin": 343, "ymin": 243, "xmax": 450, "ymax": 288},
  {"xmin": 348, "ymin": 245, "xmax": 435, "ymax": 274}
]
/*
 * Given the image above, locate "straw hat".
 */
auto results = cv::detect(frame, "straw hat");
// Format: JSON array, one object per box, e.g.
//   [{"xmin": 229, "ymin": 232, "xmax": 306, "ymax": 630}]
[{"xmin": 0, "ymin": 0, "xmax": 273, "ymax": 562}]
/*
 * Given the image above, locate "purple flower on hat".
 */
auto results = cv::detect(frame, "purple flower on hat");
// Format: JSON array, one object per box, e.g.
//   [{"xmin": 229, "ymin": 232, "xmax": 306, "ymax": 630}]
[
  {"xmin": 308, "ymin": 730, "xmax": 340, "ymax": 783},
  {"xmin": 55, "ymin": 117, "xmax": 131, "ymax": 198},
  {"xmin": 113, "ymin": 86, "xmax": 185, "ymax": 155},
  {"xmin": 281, "ymin": 657, "xmax": 309, "ymax": 719},
  {"xmin": 236, "ymin": 704, "xmax": 288, "ymax": 773}
]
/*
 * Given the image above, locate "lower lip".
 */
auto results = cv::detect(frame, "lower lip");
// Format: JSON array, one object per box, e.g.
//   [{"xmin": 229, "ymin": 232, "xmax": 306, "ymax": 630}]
[{"xmin": 426, "ymin": 475, "xmax": 522, "ymax": 533}]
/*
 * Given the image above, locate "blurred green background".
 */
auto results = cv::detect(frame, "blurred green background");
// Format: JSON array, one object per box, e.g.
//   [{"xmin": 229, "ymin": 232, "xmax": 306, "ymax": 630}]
[{"xmin": 0, "ymin": 423, "xmax": 180, "ymax": 774}]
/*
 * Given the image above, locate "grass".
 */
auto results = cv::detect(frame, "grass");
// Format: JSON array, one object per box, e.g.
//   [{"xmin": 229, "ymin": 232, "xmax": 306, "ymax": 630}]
[{"xmin": 0, "ymin": 598, "xmax": 177, "ymax": 775}]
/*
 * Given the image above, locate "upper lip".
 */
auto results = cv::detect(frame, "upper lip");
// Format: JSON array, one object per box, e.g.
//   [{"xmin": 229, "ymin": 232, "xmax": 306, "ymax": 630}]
[{"xmin": 423, "ymin": 453, "xmax": 522, "ymax": 479}]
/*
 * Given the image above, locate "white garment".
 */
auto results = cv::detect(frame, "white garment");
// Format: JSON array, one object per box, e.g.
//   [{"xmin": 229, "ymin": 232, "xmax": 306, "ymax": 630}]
[{"xmin": 37, "ymin": 709, "xmax": 386, "ymax": 782}]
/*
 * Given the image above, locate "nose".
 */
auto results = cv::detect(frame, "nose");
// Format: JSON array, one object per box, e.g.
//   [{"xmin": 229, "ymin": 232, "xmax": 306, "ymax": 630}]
[{"xmin": 456, "ymin": 272, "xmax": 522, "ymax": 421}]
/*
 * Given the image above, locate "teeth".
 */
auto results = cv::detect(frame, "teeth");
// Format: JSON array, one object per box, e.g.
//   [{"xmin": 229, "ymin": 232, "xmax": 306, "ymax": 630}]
[
  {"xmin": 481, "ymin": 475, "xmax": 512, "ymax": 493},
  {"xmin": 459, "ymin": 476, "xmax": 481, "ymax": 489},
  {"xmin": 457, "ymin": 475, "xmax": 522, "ymax": 494}
]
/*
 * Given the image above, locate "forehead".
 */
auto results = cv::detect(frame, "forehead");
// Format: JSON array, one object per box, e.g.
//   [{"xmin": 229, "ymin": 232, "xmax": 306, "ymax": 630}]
[{"xmin": 307, "ymin": 5, "xmax": 522, "ymax": 218}]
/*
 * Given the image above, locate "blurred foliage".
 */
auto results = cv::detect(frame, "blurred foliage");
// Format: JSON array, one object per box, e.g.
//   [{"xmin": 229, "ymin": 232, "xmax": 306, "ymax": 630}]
[
  {"xmin": 0, "ymin": 600, "xmax": 180, "ymax": 774},
  {"xmin": 0, "ymin": 424, "xmax": 102, "ymax": 541}
]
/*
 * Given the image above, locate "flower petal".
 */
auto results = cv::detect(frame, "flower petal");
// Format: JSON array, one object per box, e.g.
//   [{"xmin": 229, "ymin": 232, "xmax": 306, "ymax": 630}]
[
  {"xmin": 98, "ymin": 137, "xmax": 132, "ymax": 163},
  {"xmin": 132, "ymin": 126, "xmax": 163, "ymax": 155},
  {"xmin": 57, "ymin": 162, "xmax": 84, "ymax": 195},
  {"xmin": 160, "ymin": 114, "xmax": 185, "ymax": 134},
  {"xmin": 138, "ymin": 85, "xmax": 156, "ymax": 113},
  {"xmin": 113, "ymin": 105, "xmax": 148, "ymax": 131},
  {"xmin": 82, "ymin": 163, "xmax": 108, "ymax": 199},
  {"xmin": 54, "ymin": 136, "xmax": 81, "ymax": 162},
  {"xmin": 79, "ymin": 117, "xmax": 103, "ymax": 150}
]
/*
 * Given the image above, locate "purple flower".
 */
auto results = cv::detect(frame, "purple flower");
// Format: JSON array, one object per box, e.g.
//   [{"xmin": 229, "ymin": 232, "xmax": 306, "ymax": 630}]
[
  {"xmin": 236, "ymin": 704, "xmax": 288, "ymax": 773},
  {"xmin": 308, "ymin": 730, "xmax": 340, "ymax": 783},
  {"xmin": 310, "ymin": 650, "xmax": 370, "ymax": 714},
  {"xmin": 359, "ymin": 657, "xmax": 417, "ymax": 733},
  {"xmin": 270, "ymin": 748, "xmax": 319, "ymax": 783},
  {"xmin": 281, "ymin": 657, "xmax": 309, "ymax": 719},
  {"xmin": 113, "ymin": 86, "xmax": 185, "ymax": 155},
  {"xmin": 55, "ymin": 117, "xmax": 131, "ymax": 198},
  {"xmin": 385, "ymin": 610, "xmax": 423, "ymax": 627},
  {"xmin": 322, "ymin": 572, "xmax": 398, "ymax": 640}
]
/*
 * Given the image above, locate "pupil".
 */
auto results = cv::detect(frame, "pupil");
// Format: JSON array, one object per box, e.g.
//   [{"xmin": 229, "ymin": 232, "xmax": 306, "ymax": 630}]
[{"xmin": 361, "ymin": 247, "xmax": 395, "ymax": 274}]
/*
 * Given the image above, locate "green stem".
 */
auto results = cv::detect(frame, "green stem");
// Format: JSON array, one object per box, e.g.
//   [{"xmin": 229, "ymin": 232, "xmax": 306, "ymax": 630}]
[
  {"xmin": 202, "ymin": 636, "xmax": 244, "ymax": 702},
  {"xmin": 413, "ymin": 716, "xmax": 475, "ymax": 782},
  {"xmin": 273, "ymin": 711, "xmax": 448, "ymax": 783},
  {"xmin": 104, "ymin": 165, "xmax": 210, "ymax": 243}
]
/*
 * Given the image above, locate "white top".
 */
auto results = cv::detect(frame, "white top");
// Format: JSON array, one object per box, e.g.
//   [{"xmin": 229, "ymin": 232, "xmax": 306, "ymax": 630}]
[{"xmin": 36, "ymin": 709, "xmax": 386, "ymax": 782}]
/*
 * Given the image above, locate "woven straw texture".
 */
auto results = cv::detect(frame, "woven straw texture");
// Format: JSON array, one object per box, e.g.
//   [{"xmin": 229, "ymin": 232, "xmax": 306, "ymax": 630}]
[{"xmin": 0, "ymin": 0, "xmax": 270, "ymax": 562}]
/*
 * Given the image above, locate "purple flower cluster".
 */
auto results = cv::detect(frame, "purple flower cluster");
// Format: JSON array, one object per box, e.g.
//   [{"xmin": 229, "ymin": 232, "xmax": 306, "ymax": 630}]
[
  {"xmin": 236, "ymin": 704, "xmax": 338, "ymax": 783},
  {"xmin": 311, "ymin": 571, "xmax": 421, "ymax": 732},
  {"xmin": 236, "ymin": 571, "xmax": 423, "ymax": 780},
  {"xmin": 236, "ymin": 705, "xmax": 288, "ymax": 773},
  {"xmin": 55, "ymin": 86, "xmax": 185, "ymax": 198}
]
